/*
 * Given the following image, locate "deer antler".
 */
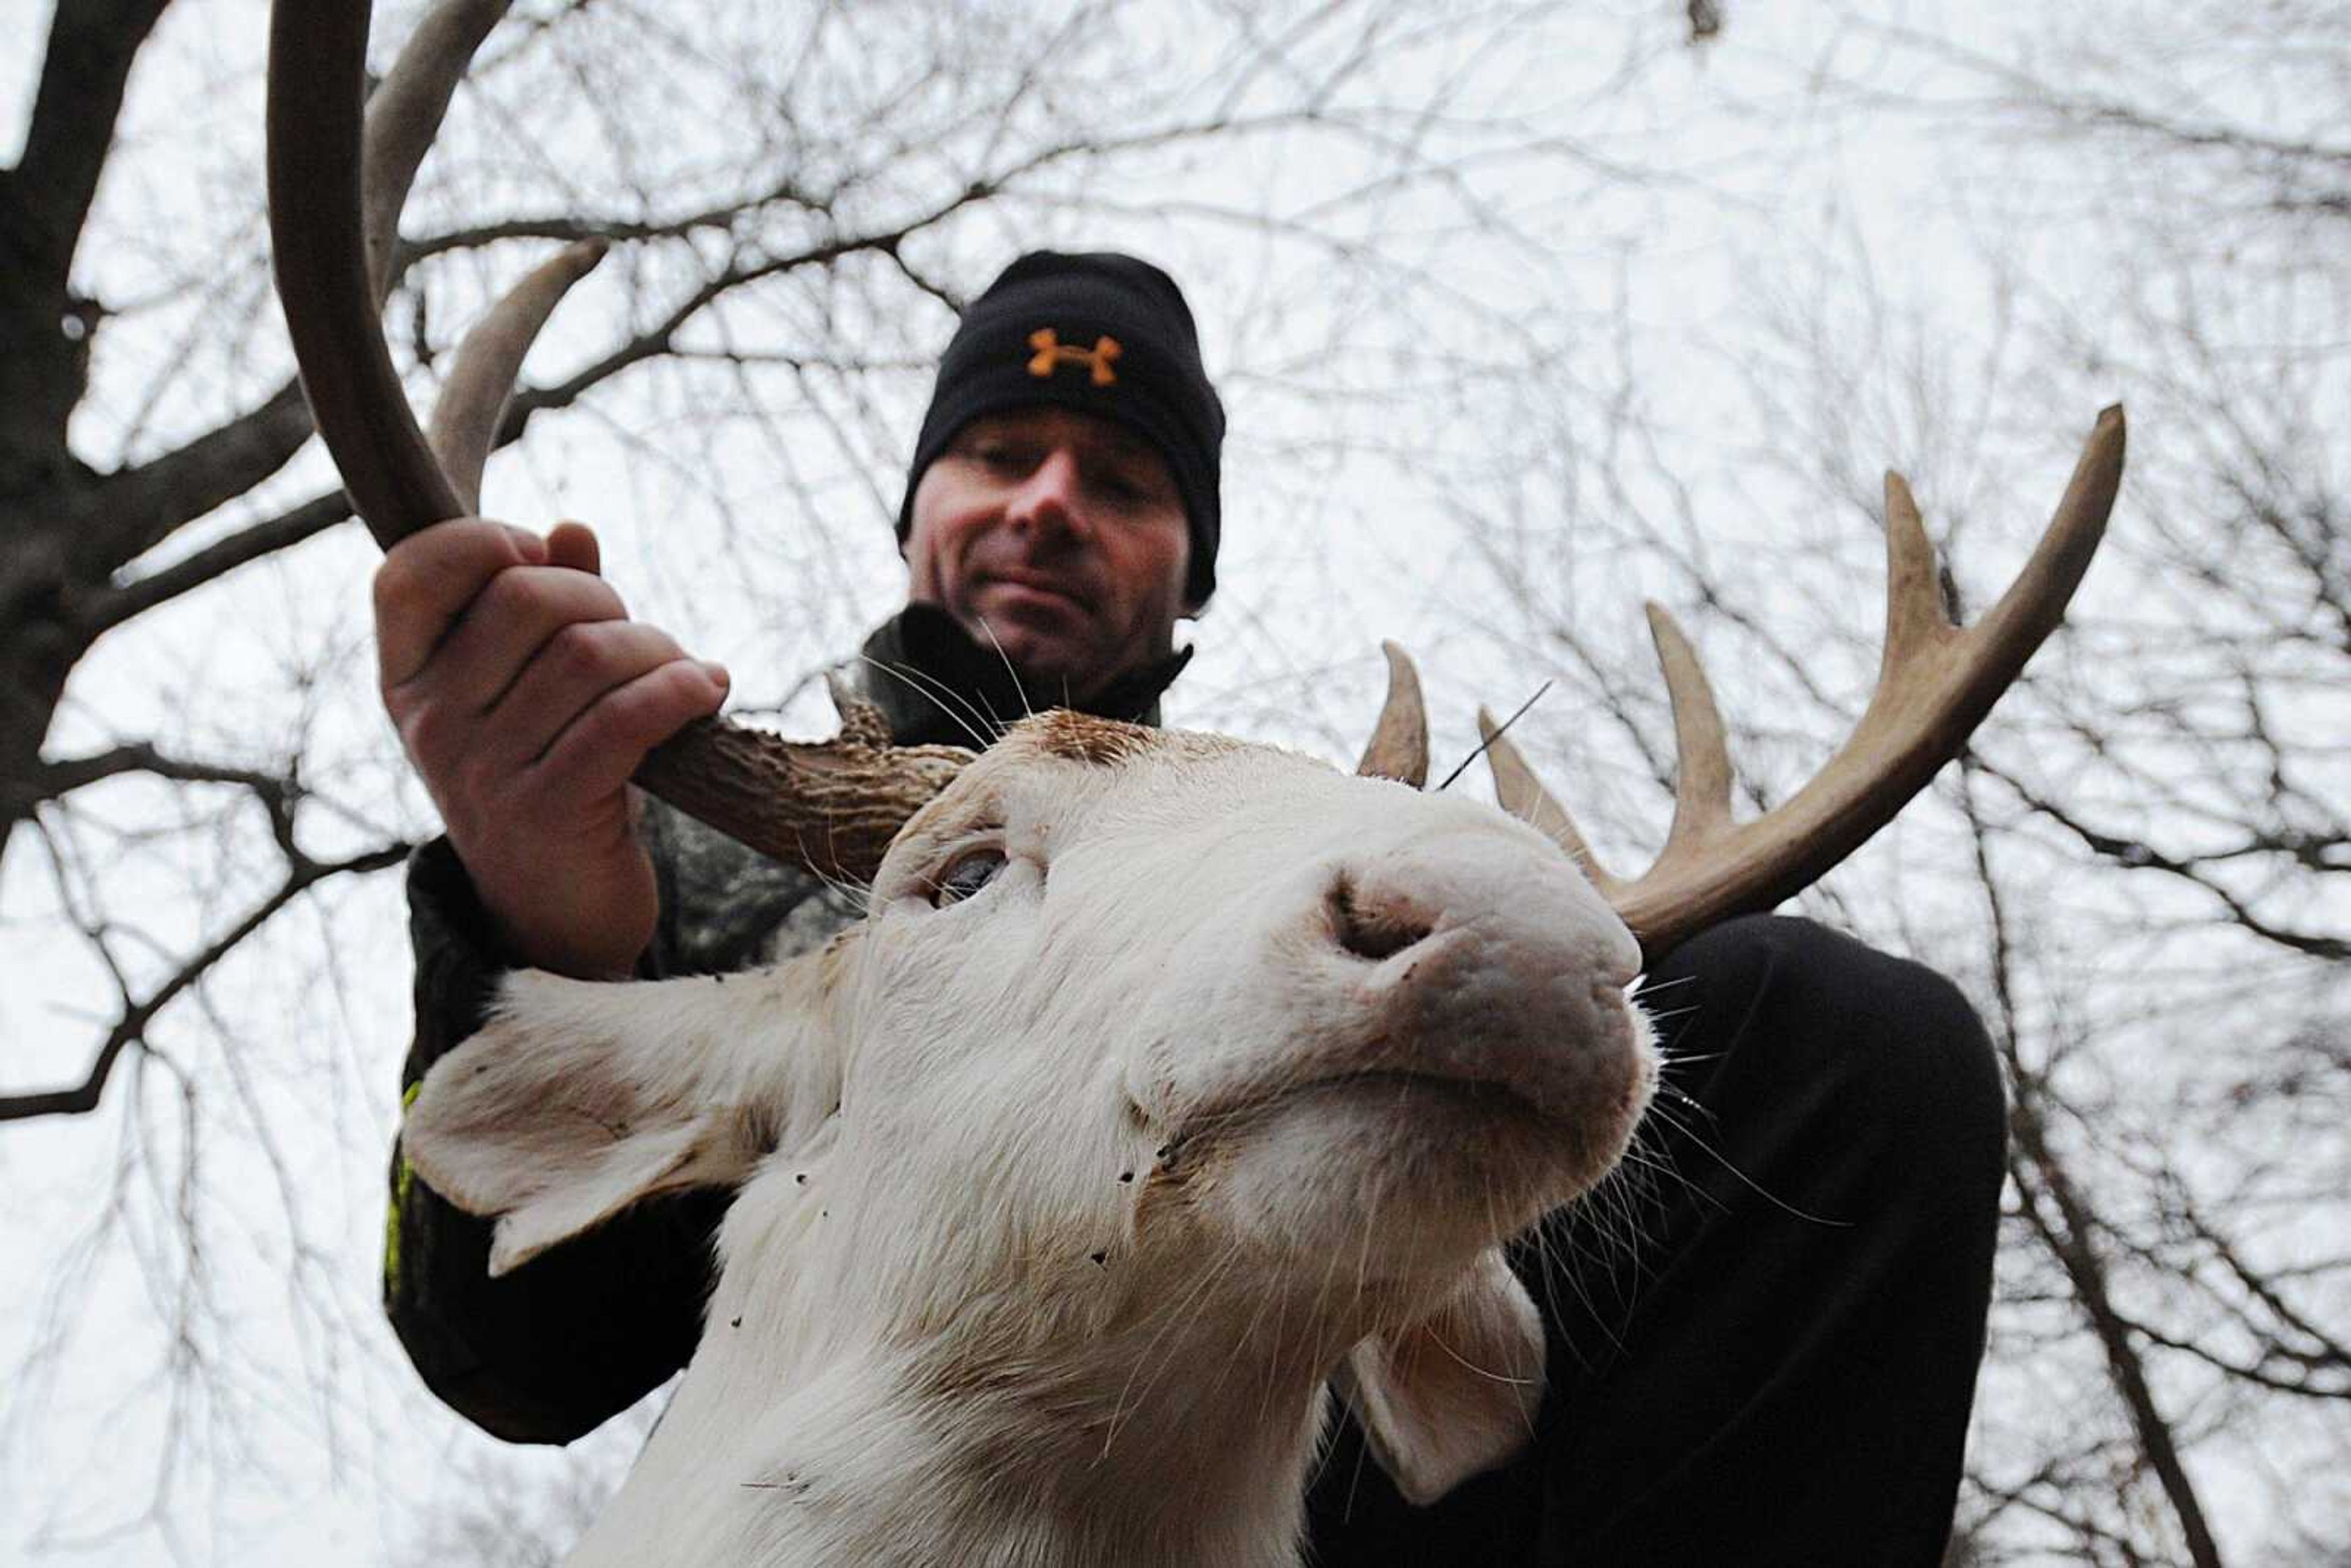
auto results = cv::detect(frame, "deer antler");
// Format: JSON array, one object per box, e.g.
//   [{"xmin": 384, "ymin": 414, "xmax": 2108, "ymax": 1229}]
[
  {"xmin": 1482, "ymin": 407, "xmax": 2124, "ymax": 964},
  {"xmin": 427, "ymin": 238, "xmax": 610, "ymax": 516},
  {"xmin": 266, "ymin": 0, "xmax": 967, "ymax": 884},
  {"xmin": 1357, "ymin": 642, "xmax": 1430, "ymax": 786}
]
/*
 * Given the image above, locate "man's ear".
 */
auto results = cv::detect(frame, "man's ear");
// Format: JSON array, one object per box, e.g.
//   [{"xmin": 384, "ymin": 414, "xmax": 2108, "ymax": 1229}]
[
  {"xmin": 400, "ymin": 961, "xmax": 845, "ymax": 1277},
  {"xmin": 1331, "ymin": 1247, "xmax": 1547, "ymax": 1506}
]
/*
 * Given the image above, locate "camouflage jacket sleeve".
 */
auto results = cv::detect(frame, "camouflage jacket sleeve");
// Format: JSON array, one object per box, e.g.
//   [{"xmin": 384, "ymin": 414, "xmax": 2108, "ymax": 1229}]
[{"xmin": 381, "ymin": 801, "xmax": 860, "ymax": 1444}]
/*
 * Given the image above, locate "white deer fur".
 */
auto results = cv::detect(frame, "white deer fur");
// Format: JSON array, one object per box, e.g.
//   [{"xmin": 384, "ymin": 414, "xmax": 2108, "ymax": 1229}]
[{"xmin": 402, "ymin": 713, "xmax": 1657, "ymax": 1567}]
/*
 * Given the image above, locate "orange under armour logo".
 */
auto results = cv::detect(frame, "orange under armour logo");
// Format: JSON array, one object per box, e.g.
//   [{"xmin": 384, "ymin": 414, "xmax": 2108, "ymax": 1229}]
[{"xmin": 1026, "ymin": 328, "xmax": 1121, "ymax": 386}]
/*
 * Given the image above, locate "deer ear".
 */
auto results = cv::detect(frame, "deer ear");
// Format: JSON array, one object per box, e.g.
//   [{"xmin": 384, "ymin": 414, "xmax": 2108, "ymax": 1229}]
[
  {"xmin": 400, "ymin": 964, "xmax": 844, "ymax": 1277},
  {"xmin": 1332, "ymin": 1247, "xmax": 1547, "ymax": 1506}
]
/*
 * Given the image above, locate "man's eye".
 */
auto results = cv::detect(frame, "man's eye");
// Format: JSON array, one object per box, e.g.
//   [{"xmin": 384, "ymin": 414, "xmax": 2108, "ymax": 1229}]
[
  {"xmin": 931, "ymin": 848, "xmax": 1008, "ymax": 907},
  {"xmin": 969, "ymin": 442, "xmax": 1033, "ymax": 473}
]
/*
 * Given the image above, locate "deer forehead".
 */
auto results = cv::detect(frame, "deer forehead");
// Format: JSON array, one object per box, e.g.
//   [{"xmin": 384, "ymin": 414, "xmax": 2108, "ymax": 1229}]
[{"xmin": 879, "ymin": 713, "xmax": 1325, "ymax": 871}]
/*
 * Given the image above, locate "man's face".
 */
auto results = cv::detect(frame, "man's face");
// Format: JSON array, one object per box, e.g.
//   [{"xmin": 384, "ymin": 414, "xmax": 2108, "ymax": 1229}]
[{"xmin": 905, "ymin": 407, "xmax": 1193, "ymax": 707}]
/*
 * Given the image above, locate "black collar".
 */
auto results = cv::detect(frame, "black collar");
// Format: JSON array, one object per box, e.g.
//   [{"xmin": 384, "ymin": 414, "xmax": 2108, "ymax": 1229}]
[{"xmin": 851, "ymin": 604, "xmax": 1194, "ymax": 749}]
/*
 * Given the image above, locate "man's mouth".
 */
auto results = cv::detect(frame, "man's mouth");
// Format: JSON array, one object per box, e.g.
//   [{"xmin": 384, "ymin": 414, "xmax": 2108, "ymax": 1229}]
[{"xmin": 980, "ymin": 571, "xmax": 1092, "ymax": 615}]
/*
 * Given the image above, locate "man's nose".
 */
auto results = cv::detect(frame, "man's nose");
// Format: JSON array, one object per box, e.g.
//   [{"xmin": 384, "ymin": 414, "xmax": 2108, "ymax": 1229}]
[{"xmin": 1005, "ymin": 449, "xmax": 1088, "ymax": 538}]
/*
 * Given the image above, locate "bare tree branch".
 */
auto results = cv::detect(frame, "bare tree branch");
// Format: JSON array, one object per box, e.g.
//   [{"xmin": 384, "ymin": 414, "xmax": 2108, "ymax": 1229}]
[
  {"xmin": 0, "ymin": 0, "xmax": 174, "ymax": 475},
  {"xmin": 0, "ymin": 839, "xmax": 411, "ymax": 1123},
  {"xmin": 85, "ymin": 489, "xmax": 354, "ymax": 634},
  {"xmin": 56, "ymin": 382, "xmax": 317, "ymax": 581},
  {"xmin": 1959, "ymin": 760, "xmax": 2227, "ymax": 1568},
  {"xmin": 1972, "ymin": 757, "xmax": 2347, "ymax": 962}
]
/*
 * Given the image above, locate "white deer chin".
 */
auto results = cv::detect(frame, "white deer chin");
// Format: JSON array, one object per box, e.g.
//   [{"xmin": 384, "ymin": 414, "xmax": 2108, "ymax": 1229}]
[{"xmin": 401, "ymin": 711, "xmax": 1657, "ymax": 1568}]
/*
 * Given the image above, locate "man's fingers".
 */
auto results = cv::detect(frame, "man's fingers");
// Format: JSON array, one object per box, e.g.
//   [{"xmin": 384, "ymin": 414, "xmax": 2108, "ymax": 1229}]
[
  {"xmin": 373, "ymin": 519, "xmax": 549, "ymax": 687},
  {"xmin": 544, "ymin": 520, "xmax": 601, "ymax": 576},
  {"xmin": 400, "ymin": 566, "xmax": 633, "ymax": 721},
  {"xmin": 468, "ymin": 619, "xmax": 704, "ymax": 770},
  {"xmin": 528, "ymin": 656, "xmax": 730, "ymax": 801}
]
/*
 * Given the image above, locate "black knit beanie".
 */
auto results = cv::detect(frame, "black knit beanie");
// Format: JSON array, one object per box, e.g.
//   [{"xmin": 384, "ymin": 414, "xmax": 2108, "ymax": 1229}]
[{"xmin": 896, "ymin": 250, "xmax": 1225, "ymax": 607}]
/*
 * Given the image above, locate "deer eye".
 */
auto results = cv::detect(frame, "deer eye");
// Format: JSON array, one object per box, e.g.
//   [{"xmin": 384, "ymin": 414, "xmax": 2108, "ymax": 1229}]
[{"xmin": 931, "ymin": 847, "xmax": 1008, "ymax": 907}]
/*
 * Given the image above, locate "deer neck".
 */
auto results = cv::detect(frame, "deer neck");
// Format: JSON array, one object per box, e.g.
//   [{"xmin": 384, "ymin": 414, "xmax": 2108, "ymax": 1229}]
[{"xmin": 578, "ymin": 1250, "xmax": 1343, "ymax": 1567}]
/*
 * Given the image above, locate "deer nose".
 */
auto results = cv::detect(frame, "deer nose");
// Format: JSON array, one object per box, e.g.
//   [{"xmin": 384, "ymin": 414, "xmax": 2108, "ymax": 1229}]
[
  {"xmin": 1326, "ymin": 869, "xmax": 1437, "ymax": 962},
  {"xmin": 1320, "ymin": 838, "xmax": 1641, "ymax": 992}
]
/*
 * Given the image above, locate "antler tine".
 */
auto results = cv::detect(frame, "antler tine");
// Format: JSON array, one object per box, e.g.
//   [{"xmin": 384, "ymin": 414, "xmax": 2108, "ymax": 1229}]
[
  {"xmin": 268, "ymin": 1, "xmax": 970, "ymax": 885},
  {"xmin": 429, "ymin": 238, "xmax": 609, "ymax": 513},
  {"xmin": 1356, "ymin": 641, "xmax": 1430, "ymax": 786},
  {"xmin": 1476, "ymin": 708, "xmax": 1627, "ymax": 901},
  {"xmin": 1641, "ymin": 602, "xmax": 1736, "ymax": 856},
  {"xmin": 1962, "ymin": 406, "xmax": 2123, "ymax": 675},
  {"xmin": 361, "ymin": 0, "xmax": 514, "ymax": 302},
  {"xmin": 1878, "ymin": 469, "xmax": 1952, "ymax": 675},
  {"xmin": 1485, "ymin": 408, "xmax": 2123, "ymax": 965}
]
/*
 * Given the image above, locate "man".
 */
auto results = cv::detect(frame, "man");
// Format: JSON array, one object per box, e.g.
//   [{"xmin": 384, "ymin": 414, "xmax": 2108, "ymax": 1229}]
[{"xmin": 380, "ymin": 251, "xmax": 2006, "ymax": 1563}]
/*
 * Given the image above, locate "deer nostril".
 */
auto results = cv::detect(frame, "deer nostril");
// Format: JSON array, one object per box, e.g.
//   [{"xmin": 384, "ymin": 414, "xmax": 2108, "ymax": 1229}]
[{"xmin": 1329, "ymin": 871, "xmax": 1435, "ymax": 962}]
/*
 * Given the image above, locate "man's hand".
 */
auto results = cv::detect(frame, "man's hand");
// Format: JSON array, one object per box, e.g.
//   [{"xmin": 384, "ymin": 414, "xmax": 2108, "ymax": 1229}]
[{"xmin": 375, "ymin": 519, "xmax": 729, "ymax": 978}]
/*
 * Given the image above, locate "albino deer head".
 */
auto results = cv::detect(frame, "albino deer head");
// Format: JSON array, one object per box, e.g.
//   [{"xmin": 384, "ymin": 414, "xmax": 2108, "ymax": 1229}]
[{"xmin": 402, "ymin": 711, "xmax": 1654, "ymax": 1565}]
